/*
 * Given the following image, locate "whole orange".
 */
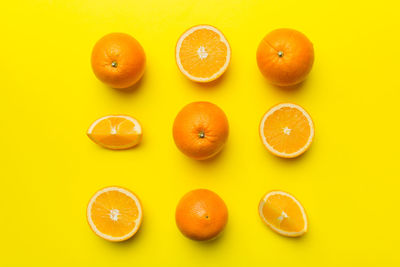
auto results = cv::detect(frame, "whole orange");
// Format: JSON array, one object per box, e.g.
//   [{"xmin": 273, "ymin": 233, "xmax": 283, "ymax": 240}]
[
  {"xmin": 91, "ymin": 33, "xmax": 146, "ymax": 89},
  {"xmin": 173, "ymin": 102, "xmax": 229, "ymax": 160},
  {"xmin": 176, "ymin": 189, "xmax": 228, "ymax": 241},
  {"xmin": 256, "ymin": 28, "xmax": 314, "ymax": 86}
]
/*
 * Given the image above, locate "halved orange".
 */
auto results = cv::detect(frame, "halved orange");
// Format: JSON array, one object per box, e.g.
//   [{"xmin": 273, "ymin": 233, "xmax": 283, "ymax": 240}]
[
  {"xmin": 259, "ymin": 103, "xmax": 314, "ymax": 158},
  {"xmin": 259, "ymin": 190, "xmax": 308, "ymax": 237},
  {"xmin": 87, "ymin": 115, "xmax": 142, "ymax": 150},
  {"xmin": 87, "ymin": 186, "xmax": 143, "ymax": 242},
  {"xmin": 176, "ymin": 25, "xmax": 231, "ymax": 82}
]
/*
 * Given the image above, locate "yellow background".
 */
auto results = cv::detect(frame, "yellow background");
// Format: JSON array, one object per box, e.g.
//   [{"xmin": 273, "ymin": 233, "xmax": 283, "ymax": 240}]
[{"xmin": 1, "ymin": 0, "xmax": 399, "ymax": 266}]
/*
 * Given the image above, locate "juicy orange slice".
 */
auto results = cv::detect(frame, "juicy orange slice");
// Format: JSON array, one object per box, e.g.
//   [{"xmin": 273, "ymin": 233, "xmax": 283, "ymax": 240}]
[
  {"xmin": 259, "ymin": 191, "xmax": 308, "ymax": 237},
  {"xmin": 176, "ymin": 25, "xmax": 231, "ymax": 82},
  {"xmin": 87, "ymin": 115, "xmax": 142, "ymax": 150},
  {"xmin": 259, "ymin": 103, "xmax": 314, "ymax": 158},
  {"xmin": 87, "ymin": 186, "xmax": 143, "ymax": 242}
]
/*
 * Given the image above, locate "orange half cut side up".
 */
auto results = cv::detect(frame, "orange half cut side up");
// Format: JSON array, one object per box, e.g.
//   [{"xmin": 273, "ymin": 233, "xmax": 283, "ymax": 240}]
[
  {"xmin": 176, "ymin": 25, "xmax": 231, "ymax": 82},
  {"xmin": 259, "ymin": 103, "xmax": 314, "ymax": 158},
  {"xmin": 87, "ymin": 186, "xmax": 143, "ymax": 242}
]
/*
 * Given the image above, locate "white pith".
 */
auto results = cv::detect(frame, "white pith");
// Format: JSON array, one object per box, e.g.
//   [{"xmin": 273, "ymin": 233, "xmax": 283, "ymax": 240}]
[
  {"xmin": 277, "ymin": 211, "xmax": 288, "ymax": 223},
  {"xmin": 197, "ymin": 46, "xmax": 208, "ymax": 59},
  {"xmin": 176, "ymin": 25, "xmax": 231, "ymax": 82},
  {"xmin": 259, "ymin": 191, "xmax": 308, "ymax": 237},
  {"xmin": 87, "ymin": 187, "xmax": 142, "ymax": 242},
  {"xmin": 109, "ymin": 209, "xmax": 120, "ymax": 221},
  {"xmin": 259, "ymin": 103, "xmax": 314, "ymax": 158},
  {"xmin": 283, "ymin": 127, "xmax": 292, "ymax": 135}
]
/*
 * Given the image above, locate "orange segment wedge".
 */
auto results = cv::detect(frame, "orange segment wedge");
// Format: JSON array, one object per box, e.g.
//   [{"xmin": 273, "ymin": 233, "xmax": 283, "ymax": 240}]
[
  {"xmin": 259, "ymin": 191, "xmax": 308, "ymax": 237},
  {"xmin": 87, "ymin": 186, "xmax": 143, "ymax": 242},
  {"xmin": 87, "ymin": 115, "xmax": 142, "ymax": 150},
  {"xmin": 259, "ymin": 103, "xmax": 314, "ymax": 158},
  {"xmin": 176, "ymin": 25, "xmax": 231, "ymax": 82}
]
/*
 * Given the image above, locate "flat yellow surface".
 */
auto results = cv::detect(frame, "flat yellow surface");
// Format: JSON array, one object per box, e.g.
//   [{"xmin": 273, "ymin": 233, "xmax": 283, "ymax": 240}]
[{"xmin": 1, "ymin": 0, "xmax": 399, "ymax": 266}]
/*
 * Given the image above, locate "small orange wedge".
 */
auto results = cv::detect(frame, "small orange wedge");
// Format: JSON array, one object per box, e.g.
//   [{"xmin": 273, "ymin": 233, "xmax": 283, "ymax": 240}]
[
  {"xmin": 176, "ymin": 25, "xmax": 231, "ymax": 82},
  {"xmin": 259, "ymin": 190, "xmax": 308, "ymax": 237},
  {"xmin": 87, "ymin": 186, "xmax": 143, "ymax": 242},
  {"xmin": 259, "ymin": 103, "xmax": 314, "ymax": 158},
  {"xmin": 87, "ymin": 115, "xmax": 142, "ymax": 150}
]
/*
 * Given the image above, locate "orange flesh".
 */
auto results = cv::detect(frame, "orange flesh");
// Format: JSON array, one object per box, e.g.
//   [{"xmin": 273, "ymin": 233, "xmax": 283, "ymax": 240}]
[
  {"xmin": 262, "ymin": 107, "xmax": 310, "ymax": 154},
  {"xmin": 90, "ymin": 190, "xmax": 139, "ymax": 238},
  {"xmin": 262, "ymin": 194, "xmax": 305, "ymax": 232},
  {"xmin": 179, "ymin": 28, "xmax": 228, "ymax": 78},
  {"xmin": 88, "ymin": 116, "xmax": 141, "ymax": 149}
]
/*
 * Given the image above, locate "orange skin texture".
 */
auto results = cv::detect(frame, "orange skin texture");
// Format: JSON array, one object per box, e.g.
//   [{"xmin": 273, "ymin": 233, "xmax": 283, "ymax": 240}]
[
  {"xmin": 176, "ymin": 189, "xmax": 228, "ymax": 241},
  {"xmin": 256, "ymin": 28, "xmax": 314, "ymax": 86},
  {"xmin": 173, "ymin": 102, "xmax": 229, "ymax": 160},
  {"xmin": 91, "ymin": 33, "xmax": 146, "ymax": 89}
]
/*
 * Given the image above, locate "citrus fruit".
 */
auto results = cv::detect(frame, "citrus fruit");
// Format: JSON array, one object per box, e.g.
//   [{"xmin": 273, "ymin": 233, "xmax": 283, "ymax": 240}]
[
  {"xmin": 91, "ymin": 32, "xmax": 146, "ymax": 89},
  {"xmin": 87, "ymin": 115, "xmax": 142, "ymax": 150},
  {"xmin": 259, "ymin": 190, "xmax": 308, "ymax": 237},
  {"xmin": 87, "ymin": 186, "xmax": 143, "ymax": 242},
  {"xmin": 176, "ymin": 189, "xmax": 228, "ymax": 241},
  {"xmin": 256, "ymin": 28, "xmax": 314, "ymax": 86},
  {"xmin": 176, "ymin": 25, "xmax": 231, "ymax": 82},
  {"xmin": 173, "ymin": 102, "xmax": 229, "ymax": 160},
  {"xmin": 259, "ymin": 103, "xmax": 314, "ymax": 158}
]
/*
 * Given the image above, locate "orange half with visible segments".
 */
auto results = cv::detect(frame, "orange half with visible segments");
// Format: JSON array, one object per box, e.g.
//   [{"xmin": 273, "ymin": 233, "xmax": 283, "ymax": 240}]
[
  {"xmin": 259, "ymin": 103, "xmax": 314, "ymax": 158},
  {"xmin": 176, "ymin": 25, "xmax": 231, "ymax": 83},
  {"xmin": 87, "ymin": 186, "xmax": 143, "ymax": 242}
]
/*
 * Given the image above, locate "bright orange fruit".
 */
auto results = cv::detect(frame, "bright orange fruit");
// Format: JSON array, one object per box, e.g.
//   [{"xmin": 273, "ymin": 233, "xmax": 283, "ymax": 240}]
[
  {"xmin": 259, "ymin": 190, "xmax": 308, "ymax": 237},
  {"xmin": 91, "ymin": 33, "xmax": 146, "ymax": 89},
  {"xmin": 176, "ymin": 25, "xmax": 231, "ymax": 82},
  {"xmin": 176, "ymin": 189, "xmax": 228, "ymax": 241},
  {"xmin": 173, "ymin": 102, "xmax": 229, "ymax": 160},
  {"xmin": 87, "ymin": 115, "xmax": 142, "ymax": 150},
  {"xmin": 87, "ymin": 186, "xmax": 143, "ymax": 242},
  {"xmin": 259, "ymin": 103, "xmax": 314, "ymax": 158},
  {"xmin": 257, "ymin": 28, "xmax": 314, "ymax": 86}
]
